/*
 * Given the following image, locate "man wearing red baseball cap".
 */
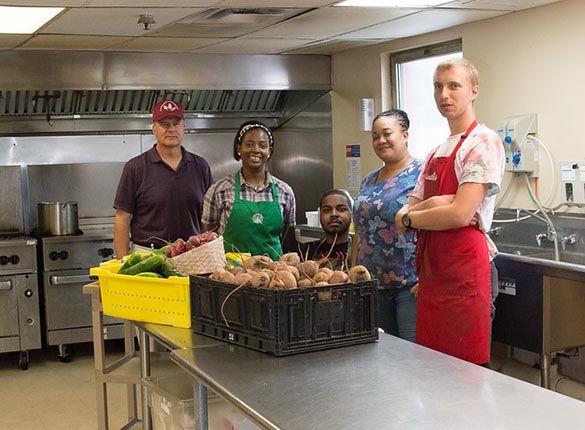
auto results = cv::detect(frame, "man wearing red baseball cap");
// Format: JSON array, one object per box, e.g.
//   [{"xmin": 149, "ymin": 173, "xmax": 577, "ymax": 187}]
[{"xmin": 113, "ymin": 99, "xmax": 213, "ymax": 257}]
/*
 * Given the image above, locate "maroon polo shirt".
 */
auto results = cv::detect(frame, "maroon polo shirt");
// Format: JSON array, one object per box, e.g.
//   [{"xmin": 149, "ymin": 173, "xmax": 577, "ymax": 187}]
[{"xmin": 114, "ymin": 145, "xmax": 212, "ymax": 248}]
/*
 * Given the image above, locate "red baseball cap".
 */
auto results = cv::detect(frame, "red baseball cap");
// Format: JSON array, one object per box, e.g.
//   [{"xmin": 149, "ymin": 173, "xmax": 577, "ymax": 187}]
[{"xmin": 152, "ymin": 100, "xmax": 185, "ymax": 122}]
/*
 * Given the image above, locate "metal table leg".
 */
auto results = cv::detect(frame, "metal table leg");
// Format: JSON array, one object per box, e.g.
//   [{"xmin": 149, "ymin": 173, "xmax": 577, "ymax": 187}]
[
  {"xmin": 89, "ymin": 283, "xmax": 109, "ymax": 430},
  {"xmin": 140, "ymin": 329, "xmax": 152, "ymax": 430},
  {"xmin": 194, "ymin": 382, "xmax": 209, "ymax": 430},
  {"xmin": 541, "ymin": 352, "xmax": 551, "ymax": 389}
]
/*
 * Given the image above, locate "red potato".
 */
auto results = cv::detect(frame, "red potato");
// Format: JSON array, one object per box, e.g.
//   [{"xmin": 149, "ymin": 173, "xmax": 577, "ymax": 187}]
[{"xmin": 187, "ymin": 235, "xmax": 201, "ymax": 247}]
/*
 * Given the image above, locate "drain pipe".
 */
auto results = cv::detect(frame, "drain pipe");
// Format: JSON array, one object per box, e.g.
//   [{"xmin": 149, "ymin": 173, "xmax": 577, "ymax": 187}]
[{"xmin": 554, "ymin": 375, "xmax": 585, "ymax": 401}]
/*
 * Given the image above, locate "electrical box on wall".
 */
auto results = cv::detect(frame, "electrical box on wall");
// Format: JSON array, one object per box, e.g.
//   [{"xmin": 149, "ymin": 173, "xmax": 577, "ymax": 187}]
[
  {"xmin": 559, "ymin": 161, "xmax": 585, "ymax": 204},
  {"xmin": 497, "ymin": 114, "xmax": 539, "ymax": 176}
]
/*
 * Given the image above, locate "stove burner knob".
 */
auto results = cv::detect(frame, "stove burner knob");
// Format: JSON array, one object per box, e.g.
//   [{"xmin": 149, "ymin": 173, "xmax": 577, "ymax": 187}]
[
  {"xmin": 10, "ymin": 255, "xmax": 20, "ymax": 265},
  {"xmin": 49, "ymin": 251, "xmax": 59, "ymax": 261},
  {"xmin": 98, "ymin": 247, "xmax": 114, "ymax": 258},
  {"xmin": 59, "ymin": 251, "xmax": 69, "ymax": 260},
  {"xmin": 24, "ymin": 289, "xmax": 33, "ymax": 298},
  {"xmin": 0, "ymin": 256, "xmax": 7, "ymax": 265}
]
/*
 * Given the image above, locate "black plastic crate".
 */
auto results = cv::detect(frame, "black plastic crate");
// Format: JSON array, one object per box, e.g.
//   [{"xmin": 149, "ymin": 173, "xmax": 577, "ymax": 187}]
[{"xmin": 190, "ymin": 276, "xmax": 378, "ymax": 356}]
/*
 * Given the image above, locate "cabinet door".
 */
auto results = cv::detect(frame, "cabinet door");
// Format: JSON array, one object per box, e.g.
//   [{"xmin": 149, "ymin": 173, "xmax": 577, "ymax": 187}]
[
  {"xmin": 492, "ymin": 262, "xmax": 543, "ymax": 353},
  {"xmin": 0, "ymin": 277, "xmax": 19, "ymax": 337}
]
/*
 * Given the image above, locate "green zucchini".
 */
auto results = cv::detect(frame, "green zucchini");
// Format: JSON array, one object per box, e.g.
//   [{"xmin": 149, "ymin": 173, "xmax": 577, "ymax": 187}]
[
  {"xmin": 118, "ymin": 252, "xmax": 142, "ymax": 273},
  {"xmin": 158, "ymin": 260, "xmax": 182, "ymax": 278},
  {"xmin": 119, "ymin": 254, "xmax": 165, "ymax": 276},
  {"xmin": 135, "ymin": 271, "xmax": 163, "ymax": 278}
]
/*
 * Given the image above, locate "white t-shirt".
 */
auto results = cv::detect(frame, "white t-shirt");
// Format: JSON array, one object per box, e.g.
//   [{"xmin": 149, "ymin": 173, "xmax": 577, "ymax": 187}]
[{"xmin": 411, "ymin": 123, "xmax": 505, "ymax": 257}]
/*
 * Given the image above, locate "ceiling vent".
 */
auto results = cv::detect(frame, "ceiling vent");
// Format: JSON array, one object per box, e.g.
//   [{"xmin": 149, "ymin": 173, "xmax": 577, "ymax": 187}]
[{"xmin": 179, "ymin": 8, "xmax": 299, "ymax": 26}]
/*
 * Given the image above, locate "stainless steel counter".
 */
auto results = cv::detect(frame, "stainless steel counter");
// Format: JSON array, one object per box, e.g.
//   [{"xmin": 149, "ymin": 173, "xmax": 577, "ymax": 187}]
[
  {"xmin": 170, "ymin": 335, "xmax": 585, "ymax": 430},
  {"xmin": 496, "ymin": 252, "xmax": 585, "ymax": 283}
]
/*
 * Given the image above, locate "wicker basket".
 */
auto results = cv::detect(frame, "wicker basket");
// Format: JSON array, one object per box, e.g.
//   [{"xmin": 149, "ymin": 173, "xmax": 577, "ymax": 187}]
[{"xmin": 169, "ymin": 236, "xmax": 226, "ymax": 276}]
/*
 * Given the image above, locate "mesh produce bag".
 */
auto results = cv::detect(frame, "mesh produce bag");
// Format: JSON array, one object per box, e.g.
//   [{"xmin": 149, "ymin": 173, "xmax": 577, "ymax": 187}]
[{"xmin": 169, "ymin": 236, "xmax": 226, "ymax": 275}]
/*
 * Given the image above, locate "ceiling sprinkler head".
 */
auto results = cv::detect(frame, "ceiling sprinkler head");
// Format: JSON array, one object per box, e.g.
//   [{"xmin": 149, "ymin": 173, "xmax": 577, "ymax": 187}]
[{"xmin": 137, "ymin": 14, "xmax": 155, "ymax": 31}]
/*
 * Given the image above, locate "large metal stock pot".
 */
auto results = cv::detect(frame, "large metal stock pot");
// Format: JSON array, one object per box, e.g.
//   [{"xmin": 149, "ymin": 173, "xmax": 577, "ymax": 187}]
[{"xmin": 38, "ymin": 201, "xmax": 79, "ymax": 236}]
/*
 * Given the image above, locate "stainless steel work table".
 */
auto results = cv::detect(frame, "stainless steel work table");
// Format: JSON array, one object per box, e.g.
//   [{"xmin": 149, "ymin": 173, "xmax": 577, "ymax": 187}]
[{"xmin": 170, "ymin": 335, "xmax": 585, "ymax": 430}]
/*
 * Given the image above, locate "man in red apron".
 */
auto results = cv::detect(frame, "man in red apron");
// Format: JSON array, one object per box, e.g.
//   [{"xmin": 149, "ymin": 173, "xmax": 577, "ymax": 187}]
[{"xmin": 395, "ymin": 59, "xmax": 505, "ymax": 365}]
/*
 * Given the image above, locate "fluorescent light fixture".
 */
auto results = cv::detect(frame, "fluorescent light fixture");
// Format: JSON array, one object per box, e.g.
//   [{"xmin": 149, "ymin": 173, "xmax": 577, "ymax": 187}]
[
  {"xmin": 335, "ymin": 0, "xmax": 445, "ymax": 7},
  {"xmin": 0, "ymin": 6, "xmax": 64, "ymax": 34}
]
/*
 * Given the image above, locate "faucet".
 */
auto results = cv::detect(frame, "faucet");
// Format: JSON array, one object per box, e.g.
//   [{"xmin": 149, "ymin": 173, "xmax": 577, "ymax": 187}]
[
  {"xmin": 560, "ymin": 233, "xmax": 576, "ymax": 251},
  {"xmin": 489, "ymin": 226, "xmax": 503, "ymax": 236},
  {"xmin": 535, "ymin": 232, "xmax": 549, "ymax": 247}
]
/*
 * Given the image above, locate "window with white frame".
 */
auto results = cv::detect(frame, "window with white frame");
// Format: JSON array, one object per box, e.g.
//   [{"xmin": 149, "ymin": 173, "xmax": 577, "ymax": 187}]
[{"xmin": 391, "ymin": 40, "xmax": 462, "ymax": 160}]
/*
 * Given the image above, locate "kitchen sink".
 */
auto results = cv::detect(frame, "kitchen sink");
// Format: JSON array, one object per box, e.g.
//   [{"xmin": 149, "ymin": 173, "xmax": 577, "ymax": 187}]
[{"xmin": 497, "ymin": 245, "xmax": 584, "ymax": 266}]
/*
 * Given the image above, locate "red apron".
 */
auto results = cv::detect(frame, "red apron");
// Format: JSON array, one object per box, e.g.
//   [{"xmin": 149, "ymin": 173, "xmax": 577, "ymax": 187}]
[{"xmin": 415, "ymin": 121, "xmax": 491, "ymax": 364}]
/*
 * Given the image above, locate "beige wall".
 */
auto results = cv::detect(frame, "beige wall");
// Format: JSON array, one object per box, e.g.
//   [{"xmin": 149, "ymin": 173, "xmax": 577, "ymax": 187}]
[{"xmin": 332, "ymin": 0, "xmax": 583, "ymax": 210}]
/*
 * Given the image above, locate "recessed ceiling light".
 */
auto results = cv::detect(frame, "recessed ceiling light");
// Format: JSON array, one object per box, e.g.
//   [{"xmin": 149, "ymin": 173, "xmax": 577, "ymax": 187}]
[
  {"xmin": 335, "ymin": 0, "xmax": 446, "ymax": 7},
  {"xmin": 0, "ymin": 6, "xmax": 64, "ymax": 34}
]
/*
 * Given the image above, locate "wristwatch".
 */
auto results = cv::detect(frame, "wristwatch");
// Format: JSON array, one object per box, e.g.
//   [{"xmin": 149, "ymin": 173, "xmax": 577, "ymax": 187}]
[{"xmin": 401, "ymin": 212, "xmax": 412, "ymax": 229}]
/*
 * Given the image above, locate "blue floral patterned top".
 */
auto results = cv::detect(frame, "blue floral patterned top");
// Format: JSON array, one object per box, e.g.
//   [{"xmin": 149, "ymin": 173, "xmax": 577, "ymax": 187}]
[{"xmin": 354, "ymin": 159, "xmax": 422, "ymax": 289}]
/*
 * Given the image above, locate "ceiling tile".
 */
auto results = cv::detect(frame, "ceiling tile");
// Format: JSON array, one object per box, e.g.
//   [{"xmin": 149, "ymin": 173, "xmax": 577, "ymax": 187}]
[
  {"xmin": 0, "ymin": 1, "xmax": 85, "ymax": 5},
  {"xmin": 18, "ymin": 34, "xmax": 131, "ymax": 50},
  {"xmin": 147, "ymin": 23, "xmax": 259, "ymax": 38},
  {"xmin": 339, "ymin": 8, "xmax": 507, "ymax": 39},
  {"xmin": 87, "ymin": 0, "xmax": 221, "ymax": 6},
  {"xmin": 214, "ymin": 1, "xmax": 337, "ymax": 6},
  {"xmin": 285, "ymin": 38, "xmax": 384, "ymax": 55},
  {"xmin": 0, "ymin": 34, "xmax": 31, "ymax": 49},
  {"xmin": 106, "ymin": 36, "xmax": 228, "ymax": 51},
  {"xmin": 194, "ymin": 37, "xmax": 313, "ymax": 54},
  {"xmin": 440, "ymin": 0, "xmax": 562, "ymax": 10},
  {"xmin": 246, "ymin": 6, "xmax": 417, "ymax": 39},
  {"xmin": 40, "ymin": 7, "xmax": 205, "ymax": 36}
]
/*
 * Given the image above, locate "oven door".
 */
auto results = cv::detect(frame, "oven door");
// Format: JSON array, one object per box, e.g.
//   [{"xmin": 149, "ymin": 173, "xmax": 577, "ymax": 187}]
[
  {"xmin": 0, "ymin": 276, "xmax": 19, "ymax": 352},
  {"xmin": 43, "ymin": 268, "xmax": 121, "ymax": 345}
]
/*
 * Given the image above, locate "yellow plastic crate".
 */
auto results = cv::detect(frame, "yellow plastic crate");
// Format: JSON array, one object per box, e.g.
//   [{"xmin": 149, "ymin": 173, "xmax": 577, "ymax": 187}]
[{"xmin": 90, "ymin": 259, "xmax": 191, "ymax": 328}]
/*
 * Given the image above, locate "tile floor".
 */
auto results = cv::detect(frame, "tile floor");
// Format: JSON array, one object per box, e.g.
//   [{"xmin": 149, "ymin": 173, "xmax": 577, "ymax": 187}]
[
  {"xmin": 1, "ymin": 340, "xmax": 585, "ymax": 430},
  {"xmin": 0, "ymin": 341, "xmax": 133, "ymax": 430}
]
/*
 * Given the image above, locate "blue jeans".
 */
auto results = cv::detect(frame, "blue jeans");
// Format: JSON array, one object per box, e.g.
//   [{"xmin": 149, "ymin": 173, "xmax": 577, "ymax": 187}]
[{"xmin": 378, "ymin": 286, "xmax": 417, "ymax": 342}]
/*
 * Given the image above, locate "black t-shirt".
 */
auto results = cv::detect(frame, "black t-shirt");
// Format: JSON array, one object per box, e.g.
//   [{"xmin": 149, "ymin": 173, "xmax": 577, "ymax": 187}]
[{"xmin": 302, "ymin": 238, "xmax": 351, "ymax": 270}]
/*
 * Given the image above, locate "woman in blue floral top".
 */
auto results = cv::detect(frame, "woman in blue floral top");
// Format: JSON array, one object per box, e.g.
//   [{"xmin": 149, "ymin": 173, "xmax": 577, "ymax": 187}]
[{"xmin": 353, "ymin": 109, "xmax": 422, "ymax": 341}]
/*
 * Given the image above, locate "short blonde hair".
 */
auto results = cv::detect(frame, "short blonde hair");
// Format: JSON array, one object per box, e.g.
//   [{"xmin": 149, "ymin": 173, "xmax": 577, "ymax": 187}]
[{"xmin": 435, "ymin": 58, "xmax": 479, "ymax": 87}]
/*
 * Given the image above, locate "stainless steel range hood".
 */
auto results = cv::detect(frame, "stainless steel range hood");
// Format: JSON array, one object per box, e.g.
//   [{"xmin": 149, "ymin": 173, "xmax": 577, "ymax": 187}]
[{"xmin": 0, "ymin": 51, "xmax": 330, "ymax": 135}]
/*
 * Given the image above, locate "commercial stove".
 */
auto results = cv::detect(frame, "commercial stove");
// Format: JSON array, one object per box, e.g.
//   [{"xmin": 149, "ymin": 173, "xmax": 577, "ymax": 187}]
[
  {"xmin": 0, "ymin": 235, "xmax": 41, "ymax": 370},
  {"xmin": 38, "ymin": 227, "xmax": 124, "ymax": 361}
]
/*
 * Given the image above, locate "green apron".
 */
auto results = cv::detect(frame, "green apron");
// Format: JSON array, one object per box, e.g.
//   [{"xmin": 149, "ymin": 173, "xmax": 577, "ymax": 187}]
[{"xmin": 222, "ymin": 173, "xmax": 284, "ymax": 260}]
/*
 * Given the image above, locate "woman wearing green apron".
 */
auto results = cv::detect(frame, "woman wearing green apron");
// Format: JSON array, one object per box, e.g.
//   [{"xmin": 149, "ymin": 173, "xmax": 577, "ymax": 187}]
[{"xmin": 201, "ymin": 121, "xmax": 296, "ymax": 260}]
